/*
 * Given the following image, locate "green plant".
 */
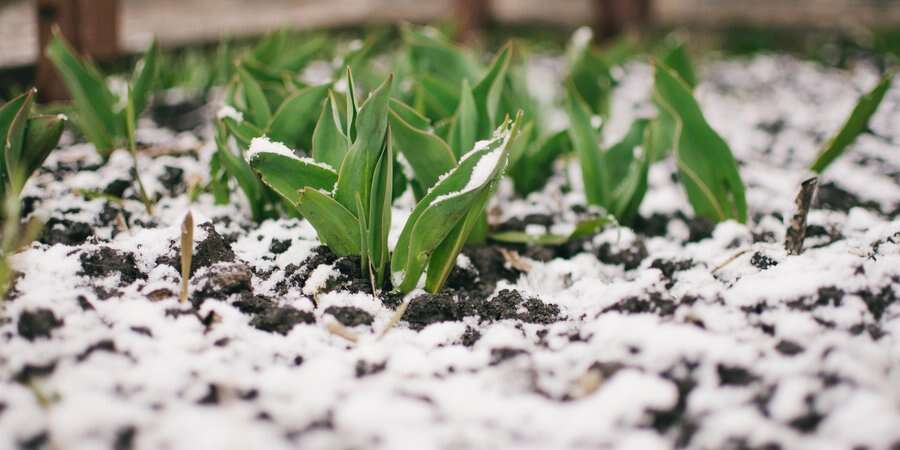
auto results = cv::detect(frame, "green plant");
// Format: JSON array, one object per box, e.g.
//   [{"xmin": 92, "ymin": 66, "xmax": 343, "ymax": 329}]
[
  {"xmin": 565, "ymin": 83, "xmax": 653, "ymax": 225},
  {"xmin": 0, "ymin": 89, "xmax": 65, "ymax": 211},
  {"xmin": 0, "ymin": 88, "xmax": 64, "ymax": 301},
  {"xmin": 647, "ymin": 37, "xmax": 697, "ymax": 161},
  {"xmin": 249, "ymin": 69, "xmax": 523, "ymax": 293},
  {"xmin": 809, "ymin": 71, "xmax": 894, "ymax": 173},
  {"xmin": 652, "ymin": 61, "xmax": 747, "ymax": 224},
  {"xmin": 47, "ymin": 30, "xmax": 159, "ymax": 213}
]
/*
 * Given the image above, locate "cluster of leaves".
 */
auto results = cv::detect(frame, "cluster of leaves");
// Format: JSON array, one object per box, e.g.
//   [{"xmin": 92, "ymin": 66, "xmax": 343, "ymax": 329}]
[{"xmin": 245, "ymin": 68, "xmax": 523, "ymax": 293}]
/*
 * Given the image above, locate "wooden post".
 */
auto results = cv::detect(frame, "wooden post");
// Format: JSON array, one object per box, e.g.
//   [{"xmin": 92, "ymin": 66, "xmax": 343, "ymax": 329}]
[
  {"xmin": 455, "ymin": 0, "xmax": 489, "ymax": 44},
  {"xmin": 35, "ymin": 0, "xmax": 120, "ymax": 102},
  {"xmin": 594, "ymin": 0, "xmax": 651, "ymax": 40}
]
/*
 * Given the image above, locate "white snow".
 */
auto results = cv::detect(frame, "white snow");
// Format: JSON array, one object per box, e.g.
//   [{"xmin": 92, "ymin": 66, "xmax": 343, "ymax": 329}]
[{"xmin": 2, "ymin": 54, "xmax": 900, "ymax": 450}]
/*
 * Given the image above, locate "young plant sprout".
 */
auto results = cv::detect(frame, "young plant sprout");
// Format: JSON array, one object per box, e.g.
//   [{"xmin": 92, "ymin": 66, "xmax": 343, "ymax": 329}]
[
  {"xmin": 179, "ymin": 211, "xmax": 194, "ymax": 303},
  {"xmin": 809, "ymin": 71, "xmax": 894, "ymax": 173},
  {"xmin": 0, "ymin": 89, "xmax": 65, "ymax": 210},
  {"xmin": 47, "ymin": 29, "xmax": 159, "ymax": 214},
  {"xmin": 0, "ymin": 88, "xmax": 65, "ymax": 300},
  {"xmin": 248, "ymin": 68, "xmax": 523, "ymax": 293},
  {"xmin": 566, "ymin": 84, "xmax": 653, "ymax": 225},
  {"xmin": 652, "ymin": 61, "xmax": 748, "ymax": 224}
]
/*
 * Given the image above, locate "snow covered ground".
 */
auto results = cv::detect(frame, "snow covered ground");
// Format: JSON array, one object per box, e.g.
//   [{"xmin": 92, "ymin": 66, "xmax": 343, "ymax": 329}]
[{"xmin": 1, "ymin": 55, "xmax": 899, "ymax": 450}]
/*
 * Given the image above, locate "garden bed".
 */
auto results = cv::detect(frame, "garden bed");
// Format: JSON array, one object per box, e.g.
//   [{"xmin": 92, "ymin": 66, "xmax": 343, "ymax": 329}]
[{"xmin": 1, "ymin": 54, "xmax": 899, "ymax": 450}]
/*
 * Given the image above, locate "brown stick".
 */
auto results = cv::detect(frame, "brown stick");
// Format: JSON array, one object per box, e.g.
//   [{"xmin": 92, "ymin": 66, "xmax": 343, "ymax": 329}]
[
  {"xmin": 594, "ymin": 0, "xmax": 651, "ymax": 40},
  {"xmin": 785, "ymin": 177, "xmax": 818, "ymax": 255},
  {"xmin": 179, "ymin": 211, "xmax": 194, "ymax": 303}
]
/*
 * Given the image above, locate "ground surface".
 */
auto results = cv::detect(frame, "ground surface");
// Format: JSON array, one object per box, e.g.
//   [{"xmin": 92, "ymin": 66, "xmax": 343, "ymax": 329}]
[{"xmin": 1, "ymin": 55, "xmax": 899, "ymax": 450}]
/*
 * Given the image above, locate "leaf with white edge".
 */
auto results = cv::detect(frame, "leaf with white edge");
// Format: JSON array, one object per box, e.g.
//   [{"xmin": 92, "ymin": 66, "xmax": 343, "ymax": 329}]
[
  {"xmin": 312, "ymin": 92, "xmax": 349, "ymax": 169},
  {"xmin": 296, "ymin": 188, "xmax": 361, "ymax": 256},
  {"xmin": 268, "ymin": 83, "xmax": 330, "ymax": 150},
  {"xmin": 237, "ymin": 66, "xmax": 271, "ymax": 128},
  {"xmin": 490, "ymin": 215, "xmax": 612, "ymax": 246},
  {"xmin": 392, "ymin": 116, "xmax": 519, "ymax": 293},
  {"xmin": 448, "ymin": 79, "xmax": 477, "ymax": 159},
  {"xmin": 248, "ymin": 137, "xmax": 338, "ymax": 206},
  {"xmin": 810, "ymin": 72, "xmax": 894, "ymax": 174},
  {"xmin": 388, "ymin": 105, "xmax": 456, "ymax": 193},
  {"xmin": 654, "ymin": 62, "xmax": 747, "ymax": 223}
]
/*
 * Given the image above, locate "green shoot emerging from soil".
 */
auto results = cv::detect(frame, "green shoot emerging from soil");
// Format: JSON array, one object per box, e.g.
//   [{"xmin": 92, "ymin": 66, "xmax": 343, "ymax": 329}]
[
  {"xmin": 653, "ymin": 61, "xmax": 748, "ymax": 224},
  {"xmin": 47, "ymin": 29, "xmax": 159, "ymax": 214},
  {"xmin": 809, "ymin": 71, "xmax": 895, "ymax": 173}
]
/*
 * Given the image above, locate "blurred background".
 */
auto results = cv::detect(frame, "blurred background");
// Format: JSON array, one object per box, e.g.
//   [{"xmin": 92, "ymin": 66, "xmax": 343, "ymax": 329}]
[{"xmin": 3, "ymin": 0, "xmax": 900, "ymax": 100}]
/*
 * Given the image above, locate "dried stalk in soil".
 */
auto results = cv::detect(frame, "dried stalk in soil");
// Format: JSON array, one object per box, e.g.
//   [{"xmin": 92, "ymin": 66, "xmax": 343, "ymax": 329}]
[
  {"xmin": 785, "ymin": 177, "xmax": 818, "ymax": 255},
  {"xmin": 179, "ymin": 211, "xmax": 194, "ymax": 303}
]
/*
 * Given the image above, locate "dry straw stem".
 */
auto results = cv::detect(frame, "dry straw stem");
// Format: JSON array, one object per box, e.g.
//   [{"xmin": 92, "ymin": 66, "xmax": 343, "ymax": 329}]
[
  {"xmin": 785, "ymin": 177, "xmax": 819, "ymax": 255},
  {"xmin": 179, "ymin": 211, "xmax": 194, "ymax": 303}
]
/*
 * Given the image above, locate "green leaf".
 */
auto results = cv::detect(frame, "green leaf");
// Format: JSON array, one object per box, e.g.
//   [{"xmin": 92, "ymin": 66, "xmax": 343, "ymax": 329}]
[
  {"xmin": 222, "ymin": 117, "xmax": 264, "ymax": 149},
  {"xmin": 810, "ymin": 72, "xmax": 894, "ymax": 173},
  {"xmin": 608, "ymin": 119, "xmax": 651, "ymax": 224},
  {"xmin": 296, "ymin": 188, "xmax": 361, "ymax": 256},
  {"xmin": 267, "ymin": 83, "xmax": 330, "ymax": 150},
  {"xmin": 565, "ymin": 84, "xmax": 608, "ymax": 207},
  {"xmin": 510, "ymin": 129, "xmax": 570, "ymax": 195},
  {"xmin": 312, "ymin": 92, "xmax": 350, "ymax": 169},
  {"xmin": 417, "ymin": 75, "xmax": 460, "ymax": 121},
  {"xmin": 387, "ymin": 104, "xmax": 456, "ymax": 192},
  {"xmin": 392, "ymin": 116, "xmax": 519, "ymax": 293},
  {"xmin": 366, "ymin": 128, "xmax": 393, "ymax": 286},
  {"xmin": 660, "ymin": 37, "xmax": 697, "ymax": 89},
  {"xmin": 237, "ymin": 66, "xmax": 272, "ymax": 128},
  {"xmin": 46, "ymin": 30, "xmax": 118, "ymax": 153},
  {"xmin": 389, "ymin": 98, "xmax": 430, "ymax": 130},
  {"xmin": 472, "ymin": 45, "xmax": 512, "ymax": 135},
  {"xmin": 130, "ymin": 39, "xmax": 160, "ymax": 118},
  {"xmin": 448, "ymin": 79, "xmax": 477, "ymax": 159},
  {"xmin": 214, "ymin": 123, "xmax": 265, "ymax": 221},
  {"xmin": 0, "ymin": 89, "xmax": 33, "ymax": 189},
  {"xmin": 568, "ymin": 36, "xmax": 614, "ymax": 117},
  {"xmin": 333, "ymin": 75, "xmax": 393, "ymax": 216},
  {"xmin": 249, "ymin": 149, "xmax": 338, "ymax": 206},
  {"xmin": 490, "ymin": 215, "xmax": 611, "ymax": 246},
  {"xmin": 20, "ymin": 114, "xmax": 65, "ymax": 186},
  {"xmin": 654, "ymin": 62, "xmax": 747, "ymax": 223},
  {"xmin": 403, "ymin": 25, "xmax": 479, "ymax": 85}
]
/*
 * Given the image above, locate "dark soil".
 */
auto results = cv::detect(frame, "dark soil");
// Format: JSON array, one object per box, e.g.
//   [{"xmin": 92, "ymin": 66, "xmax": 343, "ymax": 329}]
[
  {"xmin": 17, "ymin": 308, "xmax": 63, "ymax": 341},
  {"xmin": 403, "ymin": 288, "xmax": 561, "ymax": 330},
  {"xmin": 79, "ymin": 247, "xmax": 146, "ymax": 285},
  {"xmin": 250, "ymin": 306, "xmax": 315, "ymax": 335},
  {"xmin": 324, "ymin": 306, "xmax": 374, "ymax": 327},
  {"xmin": 596, "ymin": 238, "xmax": 648, "ymax": 270},
  {"xmin": 39, "ymin": 218, "xmax": 94, "ymax": 246}
]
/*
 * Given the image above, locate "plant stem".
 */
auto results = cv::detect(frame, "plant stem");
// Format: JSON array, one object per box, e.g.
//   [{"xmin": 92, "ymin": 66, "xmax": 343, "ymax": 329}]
[
  {"xmin": 126, "ymin": 86, "xmax": 155, "ymax": 216},
  {"xmin": 180, "ymin": 211, "xmax": 194, "ymax": 303}
]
